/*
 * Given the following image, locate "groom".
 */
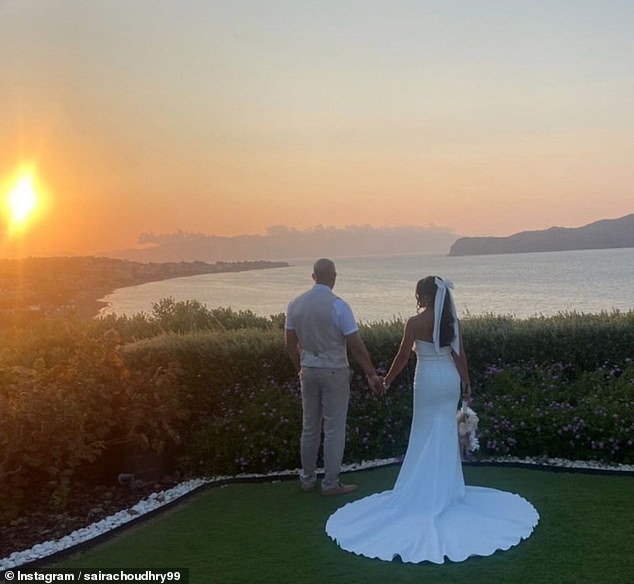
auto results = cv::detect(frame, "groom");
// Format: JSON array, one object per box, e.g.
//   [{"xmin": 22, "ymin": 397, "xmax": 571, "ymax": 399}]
[{"xmin": 285, "ymin": 258, "xmax": 383, "ymax": 495}]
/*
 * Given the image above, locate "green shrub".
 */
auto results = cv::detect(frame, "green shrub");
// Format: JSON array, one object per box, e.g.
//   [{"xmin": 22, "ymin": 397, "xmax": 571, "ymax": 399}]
[
  {"xmin": 0, "ymin": 330, "xmax": 187, "ymax": 520},
  {"xmin": 148, "ymin": 298, "xmax": 278, "ymax": 333},
  {"xmin": 461, "ymin": 311, "xmax": 634, "ymax": 376},
  {"xmin": 476, "ymin": 360, "xmax": 633, "ymax": 463},
  {"xmin": 187, "ymin": 379, "xmax": 302, "ymax": 475},
  {"xmin": 346, "ymin": 373, "xmax": 413, "ymax": 463}
]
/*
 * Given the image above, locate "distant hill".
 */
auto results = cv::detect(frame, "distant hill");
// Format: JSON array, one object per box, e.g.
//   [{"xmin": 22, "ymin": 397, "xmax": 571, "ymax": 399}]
[
  {"xmin": 449, "ymin": 214, "xmax": 634, "ymax": 256},
  {"xmin": 108, "ymin": 225, "xmax": 458, "ymax": 263}
]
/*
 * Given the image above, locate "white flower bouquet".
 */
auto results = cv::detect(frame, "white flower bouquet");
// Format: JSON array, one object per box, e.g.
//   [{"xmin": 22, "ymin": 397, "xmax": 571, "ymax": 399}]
[{"xmin": 457, "ymin": 403, "xmax": 480, "ymax": 458}]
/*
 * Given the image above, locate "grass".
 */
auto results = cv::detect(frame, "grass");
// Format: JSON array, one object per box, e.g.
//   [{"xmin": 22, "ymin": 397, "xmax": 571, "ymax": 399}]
[{"xmin": 53, "ymin": 465, "xmax": 633, "ymax": 584}]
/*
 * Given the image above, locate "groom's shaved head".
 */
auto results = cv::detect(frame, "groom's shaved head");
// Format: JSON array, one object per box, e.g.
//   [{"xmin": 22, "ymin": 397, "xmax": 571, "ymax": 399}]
[{"xmin": 313, "ymin": 258, "xmax": 336, "ymax": 287}]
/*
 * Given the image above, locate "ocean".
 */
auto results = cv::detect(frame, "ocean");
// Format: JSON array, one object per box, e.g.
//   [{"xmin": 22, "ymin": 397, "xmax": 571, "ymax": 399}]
[{"xmin": 99, "ymin": 247, "xmax": 634, "ymax": 323}]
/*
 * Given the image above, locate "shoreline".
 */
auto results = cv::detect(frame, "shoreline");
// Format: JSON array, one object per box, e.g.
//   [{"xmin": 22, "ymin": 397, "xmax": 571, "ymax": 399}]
[
  {"xmin": 73, "ymin": 287, "xmax": 121, "ymax": 319},
  {"xmin": 83, "ymin": 265, "xmax": 291, "ymax": 319},
  {"xmin": 0, "ymin": 258, "xmax": 290, "ymax": 322}
]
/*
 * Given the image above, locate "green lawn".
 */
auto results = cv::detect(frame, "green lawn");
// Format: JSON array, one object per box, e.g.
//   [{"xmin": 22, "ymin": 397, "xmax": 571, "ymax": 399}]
[{"xmin": 53, "ymin": 466, "xmax": 633, "ymax": 584}]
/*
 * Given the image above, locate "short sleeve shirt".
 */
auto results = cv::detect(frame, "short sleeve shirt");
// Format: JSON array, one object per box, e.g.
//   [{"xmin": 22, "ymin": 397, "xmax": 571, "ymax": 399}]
[{"xmin": 285, "ymin": 285, "xmax": 359, "ymax": 336}]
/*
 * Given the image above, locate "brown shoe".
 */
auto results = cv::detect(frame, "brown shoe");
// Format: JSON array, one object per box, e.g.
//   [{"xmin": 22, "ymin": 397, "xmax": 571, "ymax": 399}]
[
  {"xmin": 300, "ymin": 481, "xmax": 316, "ymax": 492},
  {"xmin": 321, "ymin": 483, "xmax": 358, "ymax": 496}
]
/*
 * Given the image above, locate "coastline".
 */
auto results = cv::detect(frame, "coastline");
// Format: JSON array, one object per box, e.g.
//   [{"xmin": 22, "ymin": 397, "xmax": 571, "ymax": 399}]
[
  {"xmin": 68, "ymin": 285, "xmax": 118, "ymax": 319},
  {"xmin": 0, "ymin": 257, "xmax": 290, "ymax": 321}
]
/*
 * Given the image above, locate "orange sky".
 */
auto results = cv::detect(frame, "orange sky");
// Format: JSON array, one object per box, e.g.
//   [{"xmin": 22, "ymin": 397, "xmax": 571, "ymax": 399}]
[{"xmin": 1, "ymin": 1, "xmax": 633, "ymax": 258}]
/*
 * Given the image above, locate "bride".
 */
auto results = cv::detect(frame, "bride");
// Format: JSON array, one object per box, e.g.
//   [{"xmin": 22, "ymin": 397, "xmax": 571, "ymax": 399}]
[{"xmin": 325, "ymin": 276, "xmax": 539, "ymax": 564}]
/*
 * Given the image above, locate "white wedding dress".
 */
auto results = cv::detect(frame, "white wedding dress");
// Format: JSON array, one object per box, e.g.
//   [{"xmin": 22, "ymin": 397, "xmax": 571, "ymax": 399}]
[{"xmin": 326, "ymin": 340, "xmax": 539, "ymax": 564}]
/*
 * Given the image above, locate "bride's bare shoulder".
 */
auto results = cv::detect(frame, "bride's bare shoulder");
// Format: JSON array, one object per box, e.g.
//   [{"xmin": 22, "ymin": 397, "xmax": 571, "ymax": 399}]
[
  {"xmin": 406, "ymin": 313, "xmax": 424, "ymax": 326},
  {"xmin": 406, "ymin": 313, "xmax": 429, "ymax": 332},
  {"xmin": 407, "ymin": 311, "xmax": 433, "ymax": 340}
]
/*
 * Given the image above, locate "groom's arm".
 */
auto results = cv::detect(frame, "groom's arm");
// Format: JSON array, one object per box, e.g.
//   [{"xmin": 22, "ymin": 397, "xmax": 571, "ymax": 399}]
[
  {"xmin": 347, "ymin": 332, "xmax": 383, "ymax": 392},
  {"xmin": 284, "ymin": 329, "xmax": 301, "ymax": 374},
  {"xmin": 336, "ymin": 299, "xmax": 382, "ymax": 392},
  {"xmin": 346, "ymin": 332, "xmax": 377, "ymax": 377}
]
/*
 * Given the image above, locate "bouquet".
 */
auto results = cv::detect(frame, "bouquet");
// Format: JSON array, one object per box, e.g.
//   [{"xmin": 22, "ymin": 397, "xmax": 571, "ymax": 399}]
[{"xmin": 456, "ymin": 403, "xmax": 480, "ymax": 458}]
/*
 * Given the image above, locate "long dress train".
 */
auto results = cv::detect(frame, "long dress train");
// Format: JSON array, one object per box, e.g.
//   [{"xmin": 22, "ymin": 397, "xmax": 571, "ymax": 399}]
[{"xmin": 325, "ymin": 340, "xmax": 539, "ymax": 564}]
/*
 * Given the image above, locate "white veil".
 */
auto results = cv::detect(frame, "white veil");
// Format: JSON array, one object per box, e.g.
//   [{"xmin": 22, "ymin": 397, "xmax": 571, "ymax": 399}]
[{"xmin": 432, "ymin": 277, "xmax": 460, "ymax": 355}]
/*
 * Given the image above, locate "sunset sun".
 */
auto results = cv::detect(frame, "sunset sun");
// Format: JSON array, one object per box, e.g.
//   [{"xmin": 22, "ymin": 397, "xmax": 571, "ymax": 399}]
[{"xmin": 4, "ymin": 168, "xmax": 42, "ymax": 233}]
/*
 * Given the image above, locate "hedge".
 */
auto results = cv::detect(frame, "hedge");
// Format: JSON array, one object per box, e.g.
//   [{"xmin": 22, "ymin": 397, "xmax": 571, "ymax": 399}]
[{"xmin": 1, "ymin": 304, "xmax": 632, "ymax": 520}]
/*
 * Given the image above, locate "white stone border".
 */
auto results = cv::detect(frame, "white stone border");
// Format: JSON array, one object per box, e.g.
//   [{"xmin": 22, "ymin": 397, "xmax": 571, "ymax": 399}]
[
  {"xmin": 1, "ymin": 457, "xmax": 632, "ymax": 570},
  {"xmin": 473, "ymin": 456, "xmax": 634, "ymax": 472}
]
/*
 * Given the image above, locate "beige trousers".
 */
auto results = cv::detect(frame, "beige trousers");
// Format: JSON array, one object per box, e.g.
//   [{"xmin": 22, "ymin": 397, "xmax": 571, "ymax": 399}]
[{"xmin": 299, "ymin": 367, "xmax": 351, "ymax": 491}]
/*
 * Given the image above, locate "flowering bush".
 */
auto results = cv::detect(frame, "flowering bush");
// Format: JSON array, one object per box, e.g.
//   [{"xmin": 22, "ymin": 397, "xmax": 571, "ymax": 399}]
[
  {"xmin": 186, "ymin": 378, "xmax": 302, "ymax": 475},
  {"xmin": 474, "ymin": 359, "xmax": 634, "ymax": 463},
  {"xmin": 346, "ymin": 369, "xmax": 412, "ymax": 462}
]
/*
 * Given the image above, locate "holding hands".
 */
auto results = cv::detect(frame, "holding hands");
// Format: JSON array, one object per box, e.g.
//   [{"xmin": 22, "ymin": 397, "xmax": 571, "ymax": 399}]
[{"xmin": 367, "ymin": 373, "xmax": 386, "ymax": 395}]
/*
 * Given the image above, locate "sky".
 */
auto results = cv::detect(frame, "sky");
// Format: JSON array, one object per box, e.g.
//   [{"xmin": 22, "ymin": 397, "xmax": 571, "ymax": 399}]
[{"xmin": 1, "ymin": 0, "xmax": 633, "ymax": 258}]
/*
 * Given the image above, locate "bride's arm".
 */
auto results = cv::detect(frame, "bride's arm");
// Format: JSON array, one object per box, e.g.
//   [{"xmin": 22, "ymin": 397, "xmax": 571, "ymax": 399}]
[
  {"xmin": 383, "ymin": 319, "xmax": 416, "ymax": 389},
  {"xmin": 451, "ymin": 323, "xmax": 472, "ymax": 400}
]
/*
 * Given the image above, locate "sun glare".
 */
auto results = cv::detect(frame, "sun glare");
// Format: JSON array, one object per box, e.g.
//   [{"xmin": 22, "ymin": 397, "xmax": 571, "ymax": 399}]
[{"xmin": 4, "ymin": 168, "xmax": 42, "ymax": 233}]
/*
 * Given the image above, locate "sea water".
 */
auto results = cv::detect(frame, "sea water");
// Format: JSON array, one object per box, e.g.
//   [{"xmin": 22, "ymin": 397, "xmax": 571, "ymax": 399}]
[{"xmin": 99, "ymin": 247, "xmax": 634, "ymax": 322}]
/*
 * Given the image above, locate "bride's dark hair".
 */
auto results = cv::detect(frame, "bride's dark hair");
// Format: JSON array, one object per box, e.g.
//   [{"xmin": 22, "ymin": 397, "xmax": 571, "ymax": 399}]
[{"xmin": 416, "ymin": 276, "xmax": 455, "ymax": 347}]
